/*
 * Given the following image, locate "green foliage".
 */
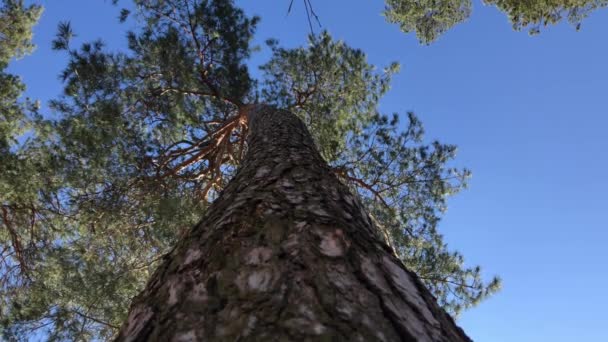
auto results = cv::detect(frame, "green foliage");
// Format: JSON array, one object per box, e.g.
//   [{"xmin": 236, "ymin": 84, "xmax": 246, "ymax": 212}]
[
  {"xmin": 0, "ymin": 0, "xmax": 42, "ymax": 66},
  {"xmin": 119, "ymin": 8, "xmax": 130, "ymax": 23},
  {"xmin": 0, "ymin": 0, "xmax": 43, "ymax": 258},
  {"xmin": 384, "ymin": 0, "xmax": 471, "ymax": 44},
  {"xmin": 51, "ymin": 21, "xmax": 75, "ymax": 51},
  {"xmin": 1, "ymin": 0, "xmax": 500, "ymax": 340},
  {"xmin": 383, "ymin": 0, "xmax": 607, "ymax": 43},
  {"xmin": 484, "ymin": 0, "xmax": 608, "ymax": 34},
  {"xmin": 0, "ymin": 0, "xmax": 41, "ymax": 150}
]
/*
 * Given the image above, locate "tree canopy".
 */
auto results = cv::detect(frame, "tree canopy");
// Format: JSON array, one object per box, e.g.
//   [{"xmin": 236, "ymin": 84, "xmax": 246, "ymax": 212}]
[
  {"xmin": 385, "ymin": 0, "xmax": 608, "ymax": 43},
  {"xmin": 3, "ymin": 0, "xmax": 604, "ymax": 340}
]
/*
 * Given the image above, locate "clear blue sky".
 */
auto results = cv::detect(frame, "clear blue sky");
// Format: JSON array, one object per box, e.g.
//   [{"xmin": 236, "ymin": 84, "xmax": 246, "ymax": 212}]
[{"xmin": 9, "ymin": 1, "xmax": 608, "ymax": 341}]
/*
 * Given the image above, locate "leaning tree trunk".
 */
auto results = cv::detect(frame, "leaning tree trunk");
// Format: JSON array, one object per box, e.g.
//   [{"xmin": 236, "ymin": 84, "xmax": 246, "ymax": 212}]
[{"xmin": 115, "ymin": 105, "xmax": 471, "ymax": 341}]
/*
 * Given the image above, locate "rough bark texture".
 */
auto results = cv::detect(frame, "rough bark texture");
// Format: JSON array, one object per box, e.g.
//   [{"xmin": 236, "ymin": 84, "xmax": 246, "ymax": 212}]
[{"xmin": 115, "ymin": 105, "xmax": 472, "ymax": 341}]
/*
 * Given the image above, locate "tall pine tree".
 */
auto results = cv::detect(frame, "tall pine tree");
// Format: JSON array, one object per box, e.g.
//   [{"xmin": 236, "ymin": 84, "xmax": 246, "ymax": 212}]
[
  {"xmin": 115, "ymin": 103, "xmax": 472, "ymax": 341},
  {"xmin": 2, "ymin": 0, "xmax": 605, "ymax": 340}
]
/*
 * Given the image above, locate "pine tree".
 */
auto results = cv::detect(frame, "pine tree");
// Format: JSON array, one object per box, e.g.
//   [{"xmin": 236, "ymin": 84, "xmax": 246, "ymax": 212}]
[
  {"xmin": 3, "ymin": 0, "xmax": 605, "ymax": 340},
  {"xmin": 114, "ymin": 103, "xmax": 471, "ymax": 341}
]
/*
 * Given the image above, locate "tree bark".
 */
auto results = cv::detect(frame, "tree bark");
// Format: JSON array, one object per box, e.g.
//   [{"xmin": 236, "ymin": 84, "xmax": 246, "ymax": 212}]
[{"xmin": 115, "ymin": 105, "xmax": 471, "ymax": 341}]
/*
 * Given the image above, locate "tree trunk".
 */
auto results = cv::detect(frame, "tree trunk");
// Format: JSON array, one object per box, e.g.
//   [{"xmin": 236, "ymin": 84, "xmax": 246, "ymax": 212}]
[{"xmin": 115, "ymin": 105, "xmax": 471, "ymax": 342}]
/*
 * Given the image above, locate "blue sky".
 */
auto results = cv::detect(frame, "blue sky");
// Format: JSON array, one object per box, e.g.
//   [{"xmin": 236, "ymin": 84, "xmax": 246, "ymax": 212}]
[{"xmin": 9, "ymin": 1, "xmax": 608, "ymax": 341}]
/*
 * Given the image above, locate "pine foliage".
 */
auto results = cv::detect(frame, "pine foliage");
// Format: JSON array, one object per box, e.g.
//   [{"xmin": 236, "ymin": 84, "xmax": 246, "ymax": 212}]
[{"xmin": 384, "ymin": 0, "xmax": 608, "ymax": 43}]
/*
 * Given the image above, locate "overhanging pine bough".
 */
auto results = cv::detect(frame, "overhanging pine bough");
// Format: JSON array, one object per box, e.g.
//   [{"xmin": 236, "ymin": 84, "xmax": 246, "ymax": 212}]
[{"xmin": 115, "ymin": 104, "xmax": 471, "ymax": 341}]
